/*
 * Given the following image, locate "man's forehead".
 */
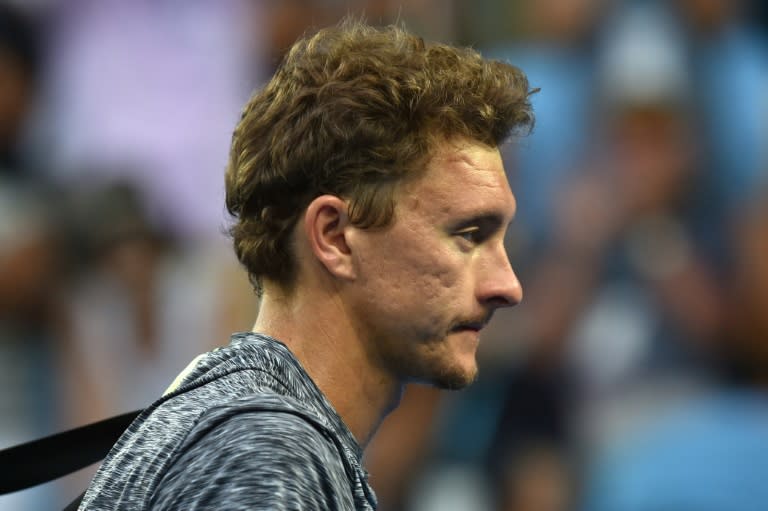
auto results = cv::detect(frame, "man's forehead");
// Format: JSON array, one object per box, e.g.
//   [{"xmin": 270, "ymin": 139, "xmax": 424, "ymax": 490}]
[
  {"xmin": 426, "ymin": 142, "xmax": 508, "ymax": 192},
  {"xmin": 430, "ymin": 138, "xmax": 500, "ymax": 164},
  {"xmin": 396, "ymin": 140, "xmax": 516, "ymax": 219}
]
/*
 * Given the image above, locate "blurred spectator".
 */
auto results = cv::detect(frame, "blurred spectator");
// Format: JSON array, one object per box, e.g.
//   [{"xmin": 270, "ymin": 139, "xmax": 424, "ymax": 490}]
[
  {"xmin": 487, "ymin": 4, "xmax": 725, "ymax": 511},
  {"xmin": 674, "ymin": 0, "xmax": 768, "ymax": 204},
  {"xmin": 482, "ymin": 0, "xmax": 604, "ymax": 247},
  {"xmin": 45, "ymin": 179, "xmax": 256, "ymax": 502},
  {"xmin": 716, "ymin": 196, "xmax": 768, "ymax": 390},
  {"xmin": 261, "ymin": 0, "xmax": 345, "ymax": 72},
  {"xmin": 0, "ymin": 181, "xmax": 64, "ymax": 510},
  {"xmin": 365, "ymin": 385, "xmax": 443, "ymax": 511},
  {"xmin": 58, "ymin": 181, "xmax": 256, "ymax": 426},
  {"xmin": 0, "ymin": 4, "xmax": 63, "ymax": 508},
  {"xmin": 41, "ymin": 0, "xmax": 264, "ymax": 239},
  {"xmin": 0, "ymin": 1, "xmax": 40, "ymax": 179},
  {"xmin": 581, "ymin": 195, "xmax": 768, "ymax": 511},
  {"xmin": 496, "ymin": 444, "xmax": 571, "ymax": 511}
]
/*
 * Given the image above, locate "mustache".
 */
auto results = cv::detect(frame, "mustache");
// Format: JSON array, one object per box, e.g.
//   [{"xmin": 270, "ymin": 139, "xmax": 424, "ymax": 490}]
[{"xmin": 450, "ymin": 311, "xmax": 494, "ymax": 332}]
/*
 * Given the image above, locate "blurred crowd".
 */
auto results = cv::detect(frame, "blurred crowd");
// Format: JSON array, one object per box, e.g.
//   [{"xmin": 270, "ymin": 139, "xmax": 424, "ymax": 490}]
[{"xmin": 0, "ymin": 0, "xmax": 766, "ymax": 510}]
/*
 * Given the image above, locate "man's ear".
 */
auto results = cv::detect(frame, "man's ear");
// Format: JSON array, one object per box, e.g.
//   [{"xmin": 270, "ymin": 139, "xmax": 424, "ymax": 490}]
[{"xmin": 303, "ymin": 195, "xmax": 356, "ymax": 281}]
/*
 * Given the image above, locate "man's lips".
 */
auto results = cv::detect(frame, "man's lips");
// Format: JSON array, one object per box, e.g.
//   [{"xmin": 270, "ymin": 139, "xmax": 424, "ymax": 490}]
[{"xmin": 451, "ymin": 320, "xmax": 487, "ymax": 333}]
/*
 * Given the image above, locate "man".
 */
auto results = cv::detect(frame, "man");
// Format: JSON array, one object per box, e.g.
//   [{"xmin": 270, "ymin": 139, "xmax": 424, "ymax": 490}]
[{"xmin": 79, "ymin": 19, "xmax": 533, "ymax": 510}]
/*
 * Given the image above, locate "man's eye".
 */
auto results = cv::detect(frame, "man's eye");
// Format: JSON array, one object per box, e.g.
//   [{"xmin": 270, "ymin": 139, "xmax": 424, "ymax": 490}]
[{"xmin": 455, "ymin": 227, "xmax": 482, "ymax": 244}]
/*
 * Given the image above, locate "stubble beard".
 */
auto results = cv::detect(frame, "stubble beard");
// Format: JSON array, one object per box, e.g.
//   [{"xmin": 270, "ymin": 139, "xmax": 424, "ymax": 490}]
[
  {"xmin": 409, "ymin": 338, "xmax": 480, "ymax": 390},
  {"xmin": 431, "ymin": 363, "xmax": 479, "ymax": 390},
  {"xmin": 430, "ymin": 323, "xmax": 484, "ymax": 390},
  {"xmin": 376, "ymin": 323, "xmax": 481, "ymax": 391},
  {"xmin": 387, "ymin": 343, "xmax": 479, "ymax": 390}
]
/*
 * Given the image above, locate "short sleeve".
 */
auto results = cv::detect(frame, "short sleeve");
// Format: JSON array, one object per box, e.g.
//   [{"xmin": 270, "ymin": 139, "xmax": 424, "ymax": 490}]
[{"xmin": 149, "ymin": 410, "xmax": 354, "ymax": 510}]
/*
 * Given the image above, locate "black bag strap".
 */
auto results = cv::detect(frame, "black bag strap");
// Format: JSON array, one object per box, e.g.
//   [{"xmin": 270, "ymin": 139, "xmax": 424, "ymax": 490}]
[
  {"xmin": 0, "ymin": 409, "xmax": 142, "ymax": 495},
  {"xmin": 63, "ymin": 490, "xmax": 87, "ymax": 511}
]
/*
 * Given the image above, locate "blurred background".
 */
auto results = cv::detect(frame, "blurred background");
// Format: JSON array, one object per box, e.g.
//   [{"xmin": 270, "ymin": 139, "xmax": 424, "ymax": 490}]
[{"xmin": 0, "ymin": 0, "xmax": 766, "ymax": 509}]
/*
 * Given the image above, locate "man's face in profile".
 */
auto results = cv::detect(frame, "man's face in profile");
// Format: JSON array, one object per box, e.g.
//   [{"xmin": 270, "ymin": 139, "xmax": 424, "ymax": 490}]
[{"xmin": 347, "ymin": 138, "xmax": 523, "ymax": 389}]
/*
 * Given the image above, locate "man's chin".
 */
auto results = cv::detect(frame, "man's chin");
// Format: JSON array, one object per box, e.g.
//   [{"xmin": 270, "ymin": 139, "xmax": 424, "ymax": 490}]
[{"xmin": 431, "ymin": 365, "xmax": 478, "ymax": 390}]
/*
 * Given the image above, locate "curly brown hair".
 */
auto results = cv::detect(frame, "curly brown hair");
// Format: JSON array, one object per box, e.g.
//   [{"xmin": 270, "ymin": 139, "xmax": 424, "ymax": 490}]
[{"xmin": 225, "ymin": 19, "xmax": 535, "ymax": 295}]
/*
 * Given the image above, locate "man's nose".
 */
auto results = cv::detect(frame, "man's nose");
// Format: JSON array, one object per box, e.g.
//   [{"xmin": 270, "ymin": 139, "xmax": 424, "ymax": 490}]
[{"xmin": 477, "ymin": 245, "xmax": 523, "ymax": 308}]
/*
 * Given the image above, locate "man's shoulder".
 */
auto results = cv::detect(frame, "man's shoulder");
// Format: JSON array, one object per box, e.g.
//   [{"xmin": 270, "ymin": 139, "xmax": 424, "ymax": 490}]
[
  {"xmin": 149, "ymin": 396, "xmax": 357, "ymax": 510},
  {"xmin": 188, "ymin": 391, "xmax": 341, "ymax": 451},
  {"xmin": 185, "ymin": 396, "xmax": 344, "ymax": 460}
]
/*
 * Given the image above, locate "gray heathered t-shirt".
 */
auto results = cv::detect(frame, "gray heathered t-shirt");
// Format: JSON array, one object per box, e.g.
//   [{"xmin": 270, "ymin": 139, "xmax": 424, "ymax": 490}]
[{"xmin": 79, "ymin": 333, "xmax": 377, "ymax": 510}]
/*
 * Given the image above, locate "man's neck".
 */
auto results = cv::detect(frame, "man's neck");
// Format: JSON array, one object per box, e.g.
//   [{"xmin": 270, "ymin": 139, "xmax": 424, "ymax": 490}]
[{"xmin": 252, "ymin": 287, "xmax": 402, "ymax": 449}]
